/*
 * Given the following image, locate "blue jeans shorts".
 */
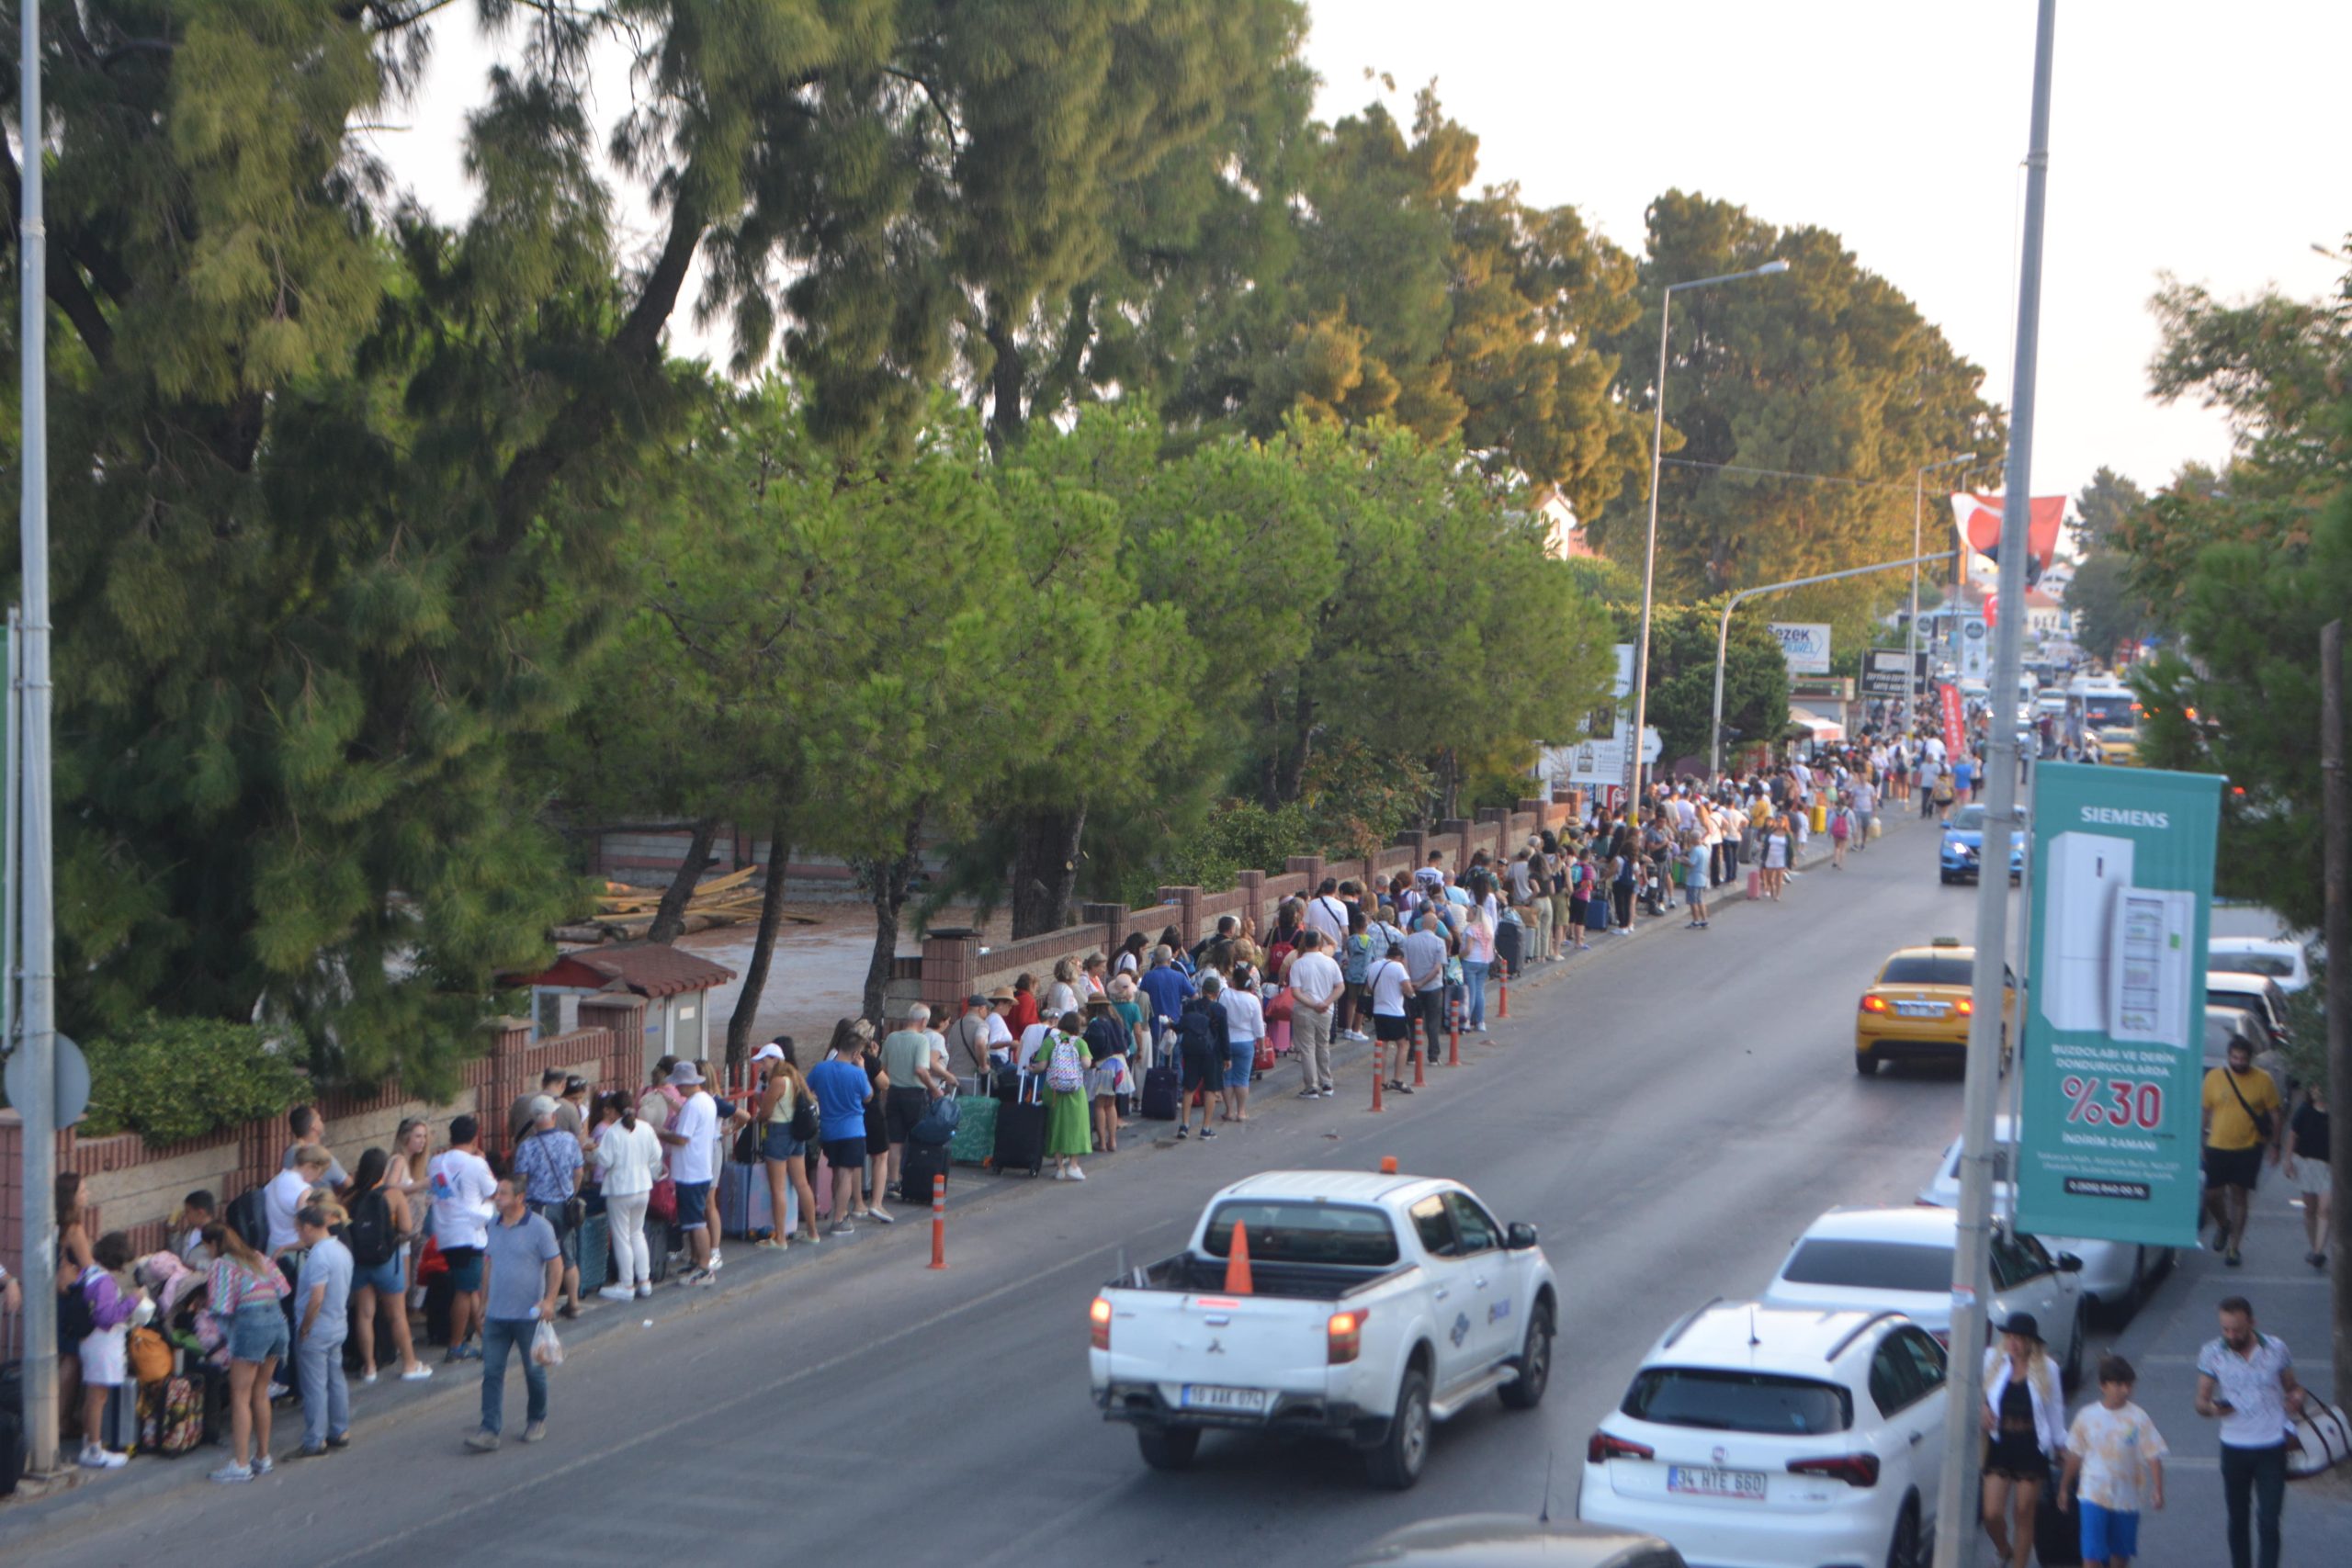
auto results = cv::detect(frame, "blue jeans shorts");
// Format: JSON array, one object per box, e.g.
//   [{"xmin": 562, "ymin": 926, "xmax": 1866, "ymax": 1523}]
[
  {"xmin": 228, "ymin": 1302, "xmax": 291, "ymax": 1364},
  {"xmin": 2079, "ymin": 1500, "xmax": 2139, "ymax": 1562},
  {"xmin": 674, "ymin": 1179, "xmax": 713, "ymax": 1233},
  {"xmin": 353, "ymin": 1253, "xmax": 405, "ymax": 1297},
  {"xmin": 1224, "ymin": 1041, "xmax": 1254, "ymax": 1088},
  {"xmin": 762, "ymin": 1124, "xmax": 804, "ymax": 1161}
]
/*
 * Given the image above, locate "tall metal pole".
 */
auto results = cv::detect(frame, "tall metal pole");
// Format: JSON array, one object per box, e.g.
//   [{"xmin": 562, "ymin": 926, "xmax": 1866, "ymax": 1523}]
[
  {"xmin": 1911, "ymin": 454, "xmax": 1979, "ymax": 726},
  {"xmin": 17, "ymin": 0, "xmax": 62, "ymax": 1473},
  {"xmin": 2321, "ymin": 618, "xmax": 2348, "ymax": 1389},
  {"xmin": 1935, "ymin": 6, "xmax": 2055, "ymax": 1565},
  {"xmin": 1627, "ymin": 260, "xmax": 1788, "ymax": 909},
  {"xmin": 1710, "ymin": 553, "xmax": 1948, "ymax": 776}
]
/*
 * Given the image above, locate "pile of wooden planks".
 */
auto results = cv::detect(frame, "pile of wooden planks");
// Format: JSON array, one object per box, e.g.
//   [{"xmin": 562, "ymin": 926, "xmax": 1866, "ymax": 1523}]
[{"xmin": 558, "ymin": 865, "xmax": 773, "ymax": 942}]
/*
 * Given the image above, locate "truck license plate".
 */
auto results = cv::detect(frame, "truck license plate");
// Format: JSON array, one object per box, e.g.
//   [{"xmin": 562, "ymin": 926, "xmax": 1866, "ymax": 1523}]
[
  {"xmin": 1668, "ymin": 1465, "xmax": 1768, "ymax": 1501},
  {"xmin": 1180, "ymin": 1384, "xmax": 1270, "ymax": 1414}
]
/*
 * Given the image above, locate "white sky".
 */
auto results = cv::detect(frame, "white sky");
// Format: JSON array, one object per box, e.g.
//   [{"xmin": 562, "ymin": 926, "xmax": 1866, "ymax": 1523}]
[{"xmin": 381, "ymin": 1, "xmax": 2348, "ymax": 503}]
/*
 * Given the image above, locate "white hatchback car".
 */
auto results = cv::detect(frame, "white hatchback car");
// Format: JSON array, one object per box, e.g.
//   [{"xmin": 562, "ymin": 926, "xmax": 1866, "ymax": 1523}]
[
  {"xmin": 1579, "ymin": 1303, "xmax": 1948, "ymax": 1568},
  {"xmin": 2207, "ymin": 936, "xmax": 2310, "ymax": 993},
  {"xmin": 1916, "ymin": 1117, "xmax": 2172, "ymax": 1320},
  {"xmin": 1759, "ymin": 1207, "xmax": 2086, "ymax": 1389}
]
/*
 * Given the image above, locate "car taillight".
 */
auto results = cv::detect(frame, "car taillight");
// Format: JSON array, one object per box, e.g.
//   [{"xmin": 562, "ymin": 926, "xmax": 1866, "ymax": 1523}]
[
  {"xmin": 1860, "ymin": 995, "xmax": 1889, "ymax": 1013},
  {"xmin": 1789, "ymin": 1453, "xmax": 1881, "ymax": 1487},
  {"xmin": 1089, "ymin": 1296, "xmax": 1113, "ymax": 1351},
  {"xmin": 1955, "ymin": 998, "xmax": 1974, "ymax": 1016},
  {"xmin": 1327, "ymin": 1308, "xmax": 1370, "ymax": 1365},
  {"xmin": 1588, "ymin": 1431, "xmax": 1655, "ymax": 1464}
]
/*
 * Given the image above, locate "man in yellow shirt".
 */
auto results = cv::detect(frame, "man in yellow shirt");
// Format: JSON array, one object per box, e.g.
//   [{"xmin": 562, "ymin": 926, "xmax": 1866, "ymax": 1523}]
[{"xmin": 2199, "ymin": 1038, "xmax": 2281, "ymax": 1267}]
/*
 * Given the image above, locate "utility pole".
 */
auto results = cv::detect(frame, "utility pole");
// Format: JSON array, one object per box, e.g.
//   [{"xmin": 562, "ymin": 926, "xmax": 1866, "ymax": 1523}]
[
  {"xmin": 1934, "ymin": 6, "xmax": 2055, "ymax": 1567},
  {"xmin": 15, "ymin": 0, "xmax": 62, "ymax": 1474},
  {"xmin": 2322, "ymin": 618, "xmax": 2347, "ymax": 1388}
]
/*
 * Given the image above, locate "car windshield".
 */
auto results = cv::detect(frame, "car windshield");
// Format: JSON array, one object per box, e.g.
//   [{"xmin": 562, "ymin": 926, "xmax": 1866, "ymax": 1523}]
[
  {"xmin": 1881, "ymin": 955, "xmax": 1972, "ymax": 986},
  {"xmin": 1623, "ymin": 1368, "xmax": 1851, "ymax": 1435},
  {"xmin": 1950, "ymin": 806, "xmax": 1987, "ymax": 832},
  {"xmin": 2213, "ymin": 951, "xmax": 2293, "ymax": 979},
  {"xmin": 1781, "ymin": 1238, "xmax": 1954, "ymax": 1293},
  {"xmin": 1199, "ymin": 1201, "xmax": 1399, "ymax": 1267}
]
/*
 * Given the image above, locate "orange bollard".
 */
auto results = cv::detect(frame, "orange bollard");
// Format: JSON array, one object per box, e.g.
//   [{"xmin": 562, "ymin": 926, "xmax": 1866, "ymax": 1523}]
[
  {"xmin": 927, "ymin": 1173, "xmax": 946, "ymax": 1269},
  {"xmin": 1371, "ymin": 1056, "xmax": 1385, "ymax": 1112},
  {"xmin": 1447, "ymin": 991, "xmax": 1462, "ymax": 1067},
  {"xmin": 1224, "ymin": 1220, "xmax": 1254, "ymax": 1294},
  {"xmin": 1498, "ymin": 964, "xmax": 1510, "ymax": 1019},
  {"xmin": 1413, "ymin": 1030, "xmax": 1428, "ymax": 1088},
  {"xmin": 1379, "ymin": 1156, "xmax": 1399, "ymax": 1174}
]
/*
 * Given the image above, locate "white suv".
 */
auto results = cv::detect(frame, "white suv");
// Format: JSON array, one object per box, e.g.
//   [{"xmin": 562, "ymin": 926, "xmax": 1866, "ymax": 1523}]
[{"xmin": 1579, "ymin": 1303, "xmax": 1947, "ymax": 1568}]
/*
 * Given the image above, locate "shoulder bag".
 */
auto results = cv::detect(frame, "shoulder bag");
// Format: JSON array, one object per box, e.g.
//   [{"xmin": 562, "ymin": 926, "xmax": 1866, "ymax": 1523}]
[{"xmin": 2222, "ymin": 1068, "xmax": 2277, "ymax": 1144}]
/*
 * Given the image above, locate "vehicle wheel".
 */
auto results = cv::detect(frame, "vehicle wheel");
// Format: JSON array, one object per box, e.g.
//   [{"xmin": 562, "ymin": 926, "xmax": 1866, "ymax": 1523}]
[
  {"xmin": 1885, "ymin": 1498, "xmax": 1922, "ymax": 1568},
  {"xmin": 1498, "ymin": 1301, "xmax": 1553, "ymax": 1410},
  {"xmin": 2062, "ymin": 1301, "xmax": 2086, "ymax": 1392},
  {"xmin": 1366, "ymin": 1366, "xmax": 1432, "ymax": 1490},
  {"xmin": 1136, "ymin": 1427, "xmax": 1200, "ymax": 1472},
  {"xmin": 1854, "ymin": 1050, "xmax": 1880, "ymax": 1077}
]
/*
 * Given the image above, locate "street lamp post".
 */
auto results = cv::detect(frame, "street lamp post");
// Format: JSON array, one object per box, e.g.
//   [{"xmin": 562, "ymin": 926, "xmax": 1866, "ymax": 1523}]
[
  {"xmin": 1625, "ymin": 259, "xmax": 1789, "ymax": 909},
  {"xmin": 1909, "ymin": 453, "xmax": 1980, "ymax": 726}
]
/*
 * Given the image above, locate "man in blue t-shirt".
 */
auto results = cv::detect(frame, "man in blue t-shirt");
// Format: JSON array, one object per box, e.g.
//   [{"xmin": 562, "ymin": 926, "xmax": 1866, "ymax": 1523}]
[
  {"xmin": 1136, "ymin": 947, "xmax": 1195, "ymax": 1061},
  {"xmin": 465, "ymin": 1177, "xmax": 561, "ymax": 1452},
  {"xmin": 806, "ymin": 1032, "xmax": 875, "ymax": 1237}
]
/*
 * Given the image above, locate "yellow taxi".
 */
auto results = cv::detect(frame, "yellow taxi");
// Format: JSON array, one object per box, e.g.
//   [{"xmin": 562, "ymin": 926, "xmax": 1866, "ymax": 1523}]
[
  {"xmin": 1854, "ymin": 938, "xmax": 2015, "ymax": 1076},
  {"xmin": 2094, "ymin": 726, "xmax": 2142, "ymax": 765}
]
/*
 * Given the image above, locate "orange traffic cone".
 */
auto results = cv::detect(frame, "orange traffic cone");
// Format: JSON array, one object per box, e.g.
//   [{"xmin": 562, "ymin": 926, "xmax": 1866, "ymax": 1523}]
[{"xmin": 1225, "ymin": 1220, "xmax": 1254, "ymax": 1294}]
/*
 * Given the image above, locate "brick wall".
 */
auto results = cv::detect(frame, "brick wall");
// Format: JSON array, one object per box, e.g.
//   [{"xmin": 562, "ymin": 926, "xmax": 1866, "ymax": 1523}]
[{"xmin": 0, "ymin": 1022, "xmax": 625, "ymax": 1303}]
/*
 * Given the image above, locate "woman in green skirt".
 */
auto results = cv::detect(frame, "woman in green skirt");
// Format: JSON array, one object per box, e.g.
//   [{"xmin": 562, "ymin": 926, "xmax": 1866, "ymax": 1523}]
[{"xmin": 1025, "ymin": 1010, "xmax": 1097, "ymax": 1181}]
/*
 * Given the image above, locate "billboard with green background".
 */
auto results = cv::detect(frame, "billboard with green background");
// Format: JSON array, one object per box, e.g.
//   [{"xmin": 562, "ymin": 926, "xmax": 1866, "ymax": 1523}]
[{"xmin": 2015, "ymin": 761, "xmax": 2223, "ymax": 1247}]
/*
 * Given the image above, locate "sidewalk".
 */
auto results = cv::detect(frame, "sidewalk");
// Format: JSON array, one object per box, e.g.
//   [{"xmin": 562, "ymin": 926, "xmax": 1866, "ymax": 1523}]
[{"xmin": 2099, "ymin": 1182, "xmax": 2350, "ymax": 1567}]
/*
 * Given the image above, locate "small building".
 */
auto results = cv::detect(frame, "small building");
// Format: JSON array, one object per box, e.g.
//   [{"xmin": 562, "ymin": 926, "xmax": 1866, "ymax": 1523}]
[{"xmin": 509, "ymin": 943, "xmax": 736, "ymax": 1073}]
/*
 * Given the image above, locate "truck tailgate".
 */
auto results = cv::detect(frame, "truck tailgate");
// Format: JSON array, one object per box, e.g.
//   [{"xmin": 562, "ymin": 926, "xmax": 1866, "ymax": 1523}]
[{"xmin": 1100, "ymin": 1288, "xmax": 1335, "ymax": 1407}]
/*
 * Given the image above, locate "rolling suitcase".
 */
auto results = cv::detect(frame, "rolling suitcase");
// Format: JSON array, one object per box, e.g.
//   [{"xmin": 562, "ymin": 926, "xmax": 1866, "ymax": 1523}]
[
  {"xmin": 643, "ymin": 1214, "xmax": 674, "ymax": 1283},
  {"xmin": 899, "ymin": 1138, "xmax": 951, "ymax": 1202},
  {"xmin": 992, "ymin": 1073, "xmax": 1047, "ymax": 1177},
  {"xmin": 573, "ymin": 1212, "xmax": 609, "ymax": 1293},
  {"xmin": 1139, "ymin": 1065, "xmax": 1180, "ymax": 1121},
  {"xmin": 718, "ymin": 1160, "xmax": 776, "ymax": 1240},
  {"xmin": 101, "ymin": 1381, "xmax": 141, "ymax": 1457},
  {"xmin": 947, "ymin": 1095, "xmax": 999, "ymax": 1166},
  {"xmin": 2031, "ymin": 1489, "xmax": 2082, "ymax": 1566}
]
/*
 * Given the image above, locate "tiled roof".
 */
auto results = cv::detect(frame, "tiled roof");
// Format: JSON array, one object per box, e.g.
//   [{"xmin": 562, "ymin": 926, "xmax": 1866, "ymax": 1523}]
[{"xmin": 541, "ymin": 942, "xmax": 736, "ymax": 998}]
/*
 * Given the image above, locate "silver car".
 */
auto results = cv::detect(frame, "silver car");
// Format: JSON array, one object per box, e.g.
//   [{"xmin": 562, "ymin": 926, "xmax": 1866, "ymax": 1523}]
[{"xmin": 1916, "ymin": 1116, "xmax": 2172, "ymax": 1322}]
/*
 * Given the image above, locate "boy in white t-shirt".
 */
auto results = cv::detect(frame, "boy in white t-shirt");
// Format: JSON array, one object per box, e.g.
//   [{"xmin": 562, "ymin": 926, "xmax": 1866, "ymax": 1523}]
[{"xmin": 2060, "ymin": 1354, "xmax": 2167, "ymax": 1568}]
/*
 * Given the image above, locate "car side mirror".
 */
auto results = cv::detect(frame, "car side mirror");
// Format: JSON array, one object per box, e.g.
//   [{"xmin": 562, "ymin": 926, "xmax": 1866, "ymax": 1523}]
[
  {"xmin": 2057, "ymin": 1252, "xmax": 2084, "ymax": 1273},
  {"xmin": 1505, "ymin": 1222, "xmax": 1539, "ymax": 1251}
]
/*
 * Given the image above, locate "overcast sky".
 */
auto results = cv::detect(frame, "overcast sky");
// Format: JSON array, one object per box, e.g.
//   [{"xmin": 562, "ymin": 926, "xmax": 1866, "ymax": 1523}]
[{"xmin": 385, "ymin": 2, "xmax": 2346, "ymax": 505}]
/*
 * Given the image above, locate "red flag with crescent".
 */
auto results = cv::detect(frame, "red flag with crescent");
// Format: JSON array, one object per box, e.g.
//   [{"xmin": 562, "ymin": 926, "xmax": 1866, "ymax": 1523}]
[{"xmin": 1950, "ymin": 493, "xmax": 2064, "ymax": 584}]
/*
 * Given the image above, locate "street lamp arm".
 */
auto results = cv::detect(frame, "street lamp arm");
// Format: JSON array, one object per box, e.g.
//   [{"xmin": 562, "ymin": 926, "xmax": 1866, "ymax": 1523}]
[{"xmin": 1709, "ymin": 552, "xmax": 1951, "ymax": 776}]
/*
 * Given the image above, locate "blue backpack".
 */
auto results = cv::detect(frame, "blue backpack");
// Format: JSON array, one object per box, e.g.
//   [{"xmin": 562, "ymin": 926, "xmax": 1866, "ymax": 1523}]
[{"xmin": 910, "ymin": 1095, "xmax": 960, "ymax": 1146}]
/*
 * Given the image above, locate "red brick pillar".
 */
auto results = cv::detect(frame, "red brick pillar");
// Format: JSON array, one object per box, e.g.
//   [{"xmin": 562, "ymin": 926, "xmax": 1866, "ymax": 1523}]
[
  {"xmin": 1285, "ymin": 854, "xmax": 1325, "ymax": 895},
  {"xmin": 580, "ymin": 994, "xmax": 649, "ymax": 1091},
  {"xmin": 921, "ymin": 929, "xmax": 980, "ymax": 1018},
  {"xmin": 483, "ymin": 1017, "xmax": 535, "ymax": 1162},
  {"xmin": 1159, "ymin": 886, "xmax": 1203, "ymax": 946},
  {"xmin": 1236, "ymin": 870, "xmax": 1266, "ymax": 936}
]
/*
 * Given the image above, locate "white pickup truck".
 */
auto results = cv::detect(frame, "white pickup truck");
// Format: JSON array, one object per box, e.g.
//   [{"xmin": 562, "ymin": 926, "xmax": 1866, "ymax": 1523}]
[{"xmin": 1088, "ymin": 1169, "xmax": 1558, "ymax": 1489}]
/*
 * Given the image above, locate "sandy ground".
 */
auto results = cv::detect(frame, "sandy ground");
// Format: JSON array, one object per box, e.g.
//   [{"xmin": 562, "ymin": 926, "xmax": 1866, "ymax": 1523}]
[{"xmin": 672, "ymin": 900, "xmax": 1023, "ymax": 1052}]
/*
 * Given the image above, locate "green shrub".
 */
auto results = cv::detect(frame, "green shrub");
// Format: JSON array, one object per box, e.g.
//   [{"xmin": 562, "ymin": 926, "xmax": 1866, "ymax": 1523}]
[{"xmin": 79, "ymin": 1013, "xmax": 306, "ymax": 1145}]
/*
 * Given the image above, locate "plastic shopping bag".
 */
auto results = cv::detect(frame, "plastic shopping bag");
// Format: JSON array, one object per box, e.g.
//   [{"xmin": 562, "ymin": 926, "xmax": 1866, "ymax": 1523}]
[{"xmin": 532, "ymin": 1319, "xmax": 564, "ymax": 1368}]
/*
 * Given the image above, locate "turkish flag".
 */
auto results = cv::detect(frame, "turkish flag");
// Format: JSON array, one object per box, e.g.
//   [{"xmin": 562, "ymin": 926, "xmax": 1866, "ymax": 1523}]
[{"xmin": 1951, "ymin": 493, "xmax": 2064, "ymax": 585}]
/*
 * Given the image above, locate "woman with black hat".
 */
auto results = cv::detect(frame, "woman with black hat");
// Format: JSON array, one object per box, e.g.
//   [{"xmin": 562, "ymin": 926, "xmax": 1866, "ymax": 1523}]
[{"xmin": 1981, "ymin": 1311, "xmax": 2069, "ymax": 1568}]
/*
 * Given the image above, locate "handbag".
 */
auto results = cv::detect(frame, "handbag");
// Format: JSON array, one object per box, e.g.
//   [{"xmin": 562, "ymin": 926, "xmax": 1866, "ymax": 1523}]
[
  {"xmin": 788, "ymin": 1092, "xmax": 820, "ymax": 1145},
  {"xmin": 647, "ymin": 1177, "xmax": 678, "ymax": 1224},
  {"xmin": 128, "ymin": 1325, "xmax": 174, "ymax": 1385},
  {"xmin": 1253, "ymin": 1035, "xmax": 1275, "ymax": 1073},
  {"xmin": 1262, "ymin": 988, "xmax": 1295, "ymax": 1025},
  {"xmin": 2287, "ymin": 1399, "xmax": 2352, "ymax": 1478},
  {"xmin": 2222, "ymin": 1068, "xmax": 2277, "ymax": 1144}
]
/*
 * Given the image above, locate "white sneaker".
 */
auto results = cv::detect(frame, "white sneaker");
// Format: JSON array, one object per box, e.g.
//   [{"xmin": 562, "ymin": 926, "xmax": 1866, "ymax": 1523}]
[
  {"xmin": 597, "ymin": 1285, "xmax": 634, "ymax": 1303},
  {"xmin": 1069, "ymin": 1166, "xmax": 1087, "ymax": 1181},
  {"xmin": 707, "ymin": 1249, "xmax": 724, "ymax": 1270},
  {"xmin": 866, "ymin": 1206, "xmax": 895, "ymax": 1225},
  {"xmin": 634, "ymin": 1283, "xmax": 652, "ymax": 1299},
  {"xmin": 400, "ymin": 1364, "xmax": 435, "ymax": 1382},
  {"xmin": 81, "ymin": 1444, "xmax": 128, "ymax": 1470},
  {"xmin": 1052, "ymin": 1168, "xmax": 1069, "ymax": 1180}
]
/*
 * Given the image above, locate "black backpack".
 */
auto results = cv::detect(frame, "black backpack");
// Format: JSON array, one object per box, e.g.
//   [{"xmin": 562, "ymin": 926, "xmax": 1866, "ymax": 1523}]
[
  {"xmin": 56, "ymin": 1272, "xmax": 97, "ymax": 1344},
  {"xmin": 1175, "ymin": 1005, "xmax": 1217, "ymax": 1057},
  {"xmin": 345, "ymin": 1188, "xmax": 399, "ymax": 1267},
  {"xmin": 225, "ymin": 1187, "xmax": 269, "ymax": 1255}
]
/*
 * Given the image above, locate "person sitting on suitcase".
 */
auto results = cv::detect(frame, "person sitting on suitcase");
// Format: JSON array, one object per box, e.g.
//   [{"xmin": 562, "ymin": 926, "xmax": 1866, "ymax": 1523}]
[{"xmin": 1173, "ymin": 978, "xmax": 1230, "ymax": 1142}]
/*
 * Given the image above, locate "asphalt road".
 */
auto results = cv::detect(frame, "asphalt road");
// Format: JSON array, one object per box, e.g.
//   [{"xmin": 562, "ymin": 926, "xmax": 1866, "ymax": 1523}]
[{"xmin": 27, "ymin": 817, "xmax": 2021, "ymax": 1568}]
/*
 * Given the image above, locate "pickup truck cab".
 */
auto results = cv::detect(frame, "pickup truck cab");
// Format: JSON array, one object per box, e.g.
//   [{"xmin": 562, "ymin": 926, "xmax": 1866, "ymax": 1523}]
[{"xmin": 1089, "ymin": 1169, "xmax": 1557, "ymax": 1489}]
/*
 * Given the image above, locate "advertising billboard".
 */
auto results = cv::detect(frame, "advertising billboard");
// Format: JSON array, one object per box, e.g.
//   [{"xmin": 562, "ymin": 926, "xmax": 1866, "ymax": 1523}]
[
  {"xmin": 2014, "ymin": 762, "xmax": 2223, "ymax": 1246},
  {"xmin": 1767, "ymin": 622, "xmax": 1832, "ymax": 675}
]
